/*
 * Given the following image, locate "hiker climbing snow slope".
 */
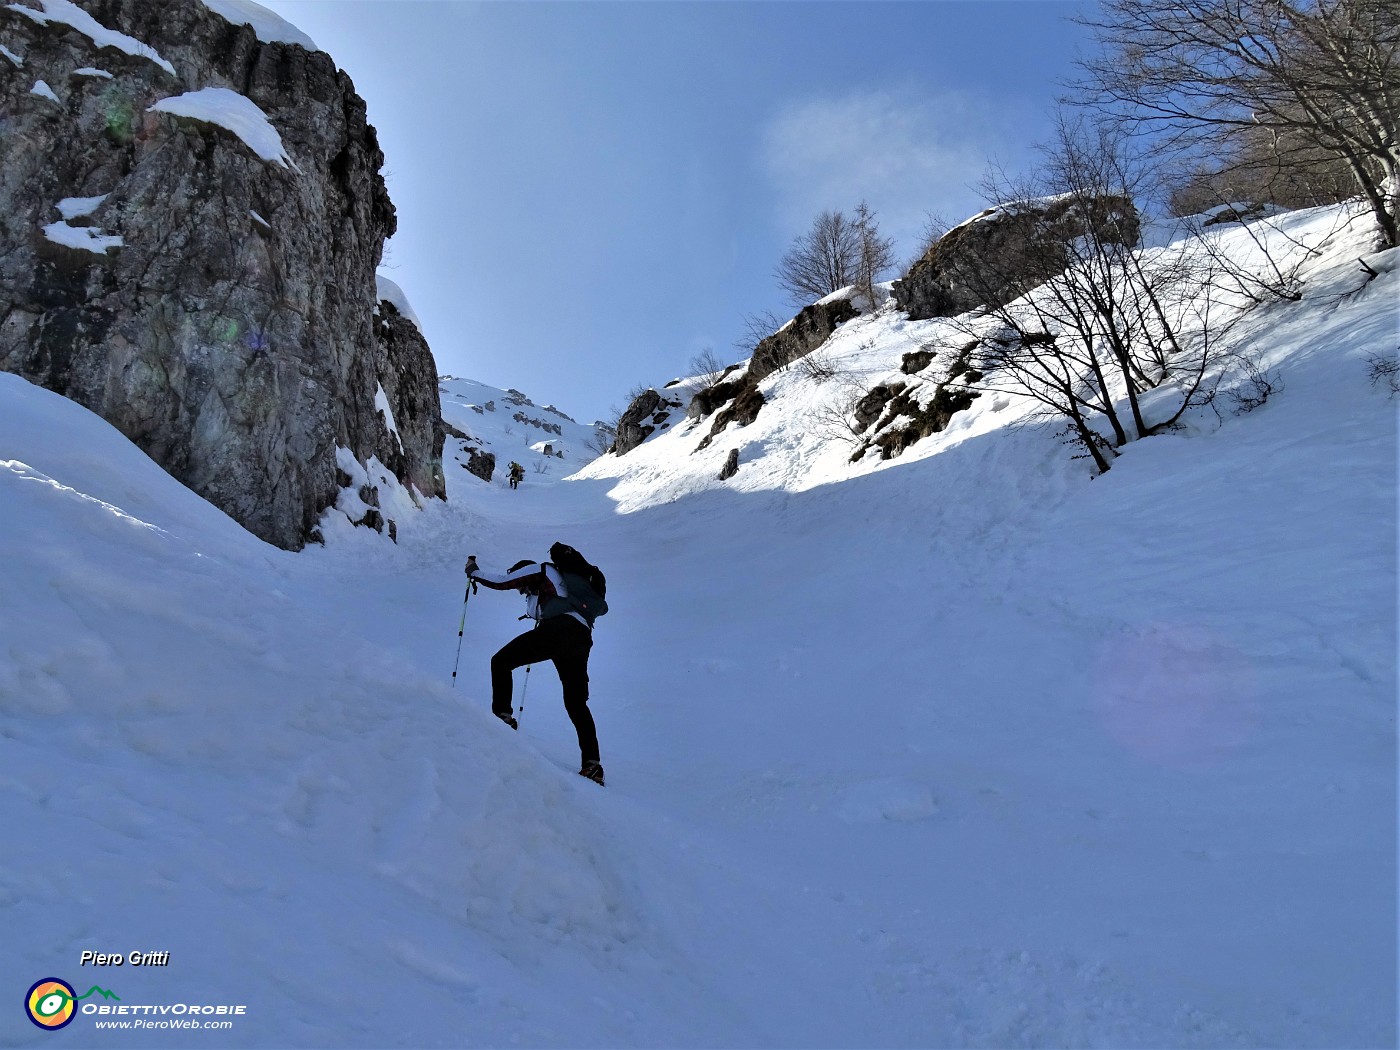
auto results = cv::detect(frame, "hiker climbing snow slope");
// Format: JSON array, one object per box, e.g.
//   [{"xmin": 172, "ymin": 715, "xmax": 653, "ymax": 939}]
[{"xmin": 470, "ymin": 543, "xmax": 609, "ymax": 785}]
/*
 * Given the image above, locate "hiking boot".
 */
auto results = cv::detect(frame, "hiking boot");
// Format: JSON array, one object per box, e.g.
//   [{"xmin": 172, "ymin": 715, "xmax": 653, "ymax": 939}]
[
  {"xmin": 495, "ymin": 711, "xmax": 518, "ymax": 730},
  {"xmin": 579, "ymin": 761, "xmax": 605, "ymax": 786}
]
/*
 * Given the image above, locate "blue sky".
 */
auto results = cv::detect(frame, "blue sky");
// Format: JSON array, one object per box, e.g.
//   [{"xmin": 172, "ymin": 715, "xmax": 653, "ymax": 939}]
[{"xmin": 259, "ymin": 1, "xmax": 1095, "ymax": 423}]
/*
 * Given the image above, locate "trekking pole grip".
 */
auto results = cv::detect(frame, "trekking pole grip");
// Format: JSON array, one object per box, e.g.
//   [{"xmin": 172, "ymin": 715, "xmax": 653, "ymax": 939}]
[{"xmin": 451, "ymin": 563, "xmax": 477, "ymax": 687}]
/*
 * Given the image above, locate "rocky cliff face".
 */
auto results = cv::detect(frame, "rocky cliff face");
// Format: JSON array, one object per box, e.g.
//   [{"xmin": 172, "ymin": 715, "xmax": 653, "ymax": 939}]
[{"xmin": 0, "ymin": 0, "xmax": 445, "ymax": 549}]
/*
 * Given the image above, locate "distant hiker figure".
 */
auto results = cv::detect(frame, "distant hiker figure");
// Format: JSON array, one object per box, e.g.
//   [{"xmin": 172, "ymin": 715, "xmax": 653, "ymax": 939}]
[
  {"xmin": 508, "ymin": 462, "xmax": 524, "ymax": 489},
  {"xmin": 468, "ymin": 542, "xmax": 609, "ymax": 785}
]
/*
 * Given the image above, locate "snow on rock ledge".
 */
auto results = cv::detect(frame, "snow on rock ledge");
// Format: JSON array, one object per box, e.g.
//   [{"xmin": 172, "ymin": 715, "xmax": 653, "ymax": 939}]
[
  {"xmin": 42, "ymin": 220, "xmax": 121, "ymax": 253},
  {"xmin": 7, "ymin": 0, "xmax": 176, "ymax": 75},
  {"xmin": 376, "ymin": 272, "xmax": 423, "ymax": 333},
  {"xmin": 198, "ymin": 0, "xmax": 318, "ymax": 50},
  {"xmin": 149, "ymin": 87, "xmax": 295, "ymax": 169},
  {"xmin": 56, "ymin": 193, "xmax": 107, "ymax": 218}
]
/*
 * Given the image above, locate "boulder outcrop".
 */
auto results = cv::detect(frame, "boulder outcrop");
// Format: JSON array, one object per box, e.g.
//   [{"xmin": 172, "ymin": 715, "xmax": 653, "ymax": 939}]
[
  {"xmin": 892, "ymin": 196, "xmax": 1140, "ymax": 321},
  {"xmin": 749, "ymin": 296, "xmax": 860, "ymax": 384},
  {"xmin": 851, "ymin": 342, "xmax": 983, "ymax": 462},
  {"xmin": 718, "ymin": 447, "xmax": 739, "ymax": 481},
  {"xmin": 612, "ymin": 387, "xmax": 683, "ymax": 456},
  {"xmin": 691, "ymin": 294, "xmax": 859, "ymax": 450}
]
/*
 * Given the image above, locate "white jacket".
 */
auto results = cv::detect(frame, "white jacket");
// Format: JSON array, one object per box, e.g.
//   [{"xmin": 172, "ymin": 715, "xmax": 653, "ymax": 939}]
[{"xmin": 472, "ymin": 561, "xmax": 588, "ymax": 628}]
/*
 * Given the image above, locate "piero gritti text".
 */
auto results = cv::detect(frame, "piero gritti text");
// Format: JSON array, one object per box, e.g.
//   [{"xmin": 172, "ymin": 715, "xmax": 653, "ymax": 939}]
[{"xmin": 81, "ymin": 950, "xmax": 171, "ymax": 967}]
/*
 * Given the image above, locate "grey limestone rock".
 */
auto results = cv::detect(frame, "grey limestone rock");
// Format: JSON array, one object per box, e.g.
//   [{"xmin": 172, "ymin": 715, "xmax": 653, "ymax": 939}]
[
  {"xmin": 718, "ymin": 447, "xmax": 739, "ymax": 481},
  {"xmin": 463, "ymin": 448, "xmax": 495, "ymax": 483},
  {"xmin": 0, "ymin": 0, "xmax": 445, "ymax": 549},
  {"xmin": 749, "ymin": 296, "xmax": 859, "ymax": 384},
  {"xmin": 853, "ymin": 382, "xmax": 904, "ymax": 434},
  {"xmin": 612, "ymin": 387, "xmax": 683, "ymax": 456},
  {"xmin": 892, "ymin": 196, "xmax": 1140, "ymax": 321},
  {"xmin": 688, "ymin": 295, "xmax": 858, "ymax": 448},
  {"xmin": 613, "ymin": 388, "xmax": 661, "ymax": 455}
]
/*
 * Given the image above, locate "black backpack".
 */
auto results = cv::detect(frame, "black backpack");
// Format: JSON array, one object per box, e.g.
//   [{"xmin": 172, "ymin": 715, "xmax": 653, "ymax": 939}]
[{"xmin": 548, "ymin": 542, "xmax": 608, "ymax": 625}]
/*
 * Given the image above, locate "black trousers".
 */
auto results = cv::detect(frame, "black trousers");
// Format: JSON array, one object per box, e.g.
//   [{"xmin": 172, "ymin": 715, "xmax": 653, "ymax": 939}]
[{"xmin": 490, "ymin": 614, "xmax": 598, "ymax": 764}]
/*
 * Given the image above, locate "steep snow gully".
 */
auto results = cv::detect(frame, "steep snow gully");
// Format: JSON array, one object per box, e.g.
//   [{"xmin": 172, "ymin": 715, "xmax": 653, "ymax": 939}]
[{"xmin": 2, "ymin": 207, "xmax": 1395, "ymax": 1048}]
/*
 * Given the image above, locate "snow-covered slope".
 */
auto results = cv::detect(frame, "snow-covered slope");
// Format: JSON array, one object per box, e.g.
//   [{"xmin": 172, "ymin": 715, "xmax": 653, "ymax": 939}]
[
  {"xmin": 0, "ymin": 373, "xmax": 773, "ymax": 1047},
  {"xmin": 2, "ymin": 203, "xmax": 1394, "ymax": 1047},
  {"xmin": 439, "ymin": 375, "xmax": 609, "ymax": 487}
]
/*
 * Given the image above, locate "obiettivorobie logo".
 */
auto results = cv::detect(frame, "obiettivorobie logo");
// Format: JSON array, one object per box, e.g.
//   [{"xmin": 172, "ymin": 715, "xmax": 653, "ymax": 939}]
[
  {"xmin": 25, "ymin": 979, "xmax": 119, "ymax": 1031},
  {"xmin": 24, "ymin": 976, "xmax": 248, "ymax": 1033}
]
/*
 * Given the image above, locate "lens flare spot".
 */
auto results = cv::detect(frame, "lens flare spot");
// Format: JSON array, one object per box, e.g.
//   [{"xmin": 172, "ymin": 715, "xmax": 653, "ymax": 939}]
[
  {"xmin": 1090, "ymin": 622, "xmax": 1259, "ymax": 770},
  {"xmin": 102, "ymin": 96, "xmax": 136, "ymax": 141}
]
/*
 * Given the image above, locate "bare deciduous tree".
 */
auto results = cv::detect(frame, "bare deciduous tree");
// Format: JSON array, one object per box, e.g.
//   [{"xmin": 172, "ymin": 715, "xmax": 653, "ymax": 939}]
[
  {"xmin": 908, "ymin": 210, "xmax": 953, "ymax": 270},
  {"xmin": 774, "ymin": 204, "xmax": 899, "ymax": 309},
  {"xmin": 959, "ymin": 120, "xmax": 1247, "ymax": 473},
  {"xmin": 734, "ymin": 309, "xmax": 787, "ymax": 358},
  {"xmin": 774, "ymin": 209, "xmax": 861, "ymax": 306},
  {"xmin": 689, "ymin": 347, "xmax": 728, "ymax": 390},
  {"xmin": 810, "ymin": 374, "xmax": 877, "ymax": 448},
  {"xmin": 1368, "ymin": 351, "xmax": 1400, "ymax": 396},
  {"xmin": 853, "ymin": 201, "xmax": 898, "ymax": 309},
  {"xmin": 584, "ymin": 423, "xmax": 616, "ymax": 457},
  {"xmin": 1165, "ymin": 127, "xmax": 1359, "ymax": 217},
  {"xmin": 791, "ymin": 344, "xmax": 843, "ymax": 383},
  {"xmin": 1074, "ymin": 0, "xmax": 1400, "ymax": 246}
]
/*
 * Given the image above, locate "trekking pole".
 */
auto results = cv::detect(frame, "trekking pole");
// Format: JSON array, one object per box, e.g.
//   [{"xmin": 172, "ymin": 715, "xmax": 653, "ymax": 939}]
[
  {"xmin": 517, "ymin": 664, "xmax": 531, "ymax": 725},
  {"xmin": 451, "ymin": 557, "xmax": 479, "ymax": 687}
]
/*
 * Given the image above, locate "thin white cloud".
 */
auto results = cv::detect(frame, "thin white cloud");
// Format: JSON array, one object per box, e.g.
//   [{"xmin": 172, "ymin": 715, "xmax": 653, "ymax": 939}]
[{"xmin": 761, "ymin": 86, "xmax": 1036, "ymax": 258}]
